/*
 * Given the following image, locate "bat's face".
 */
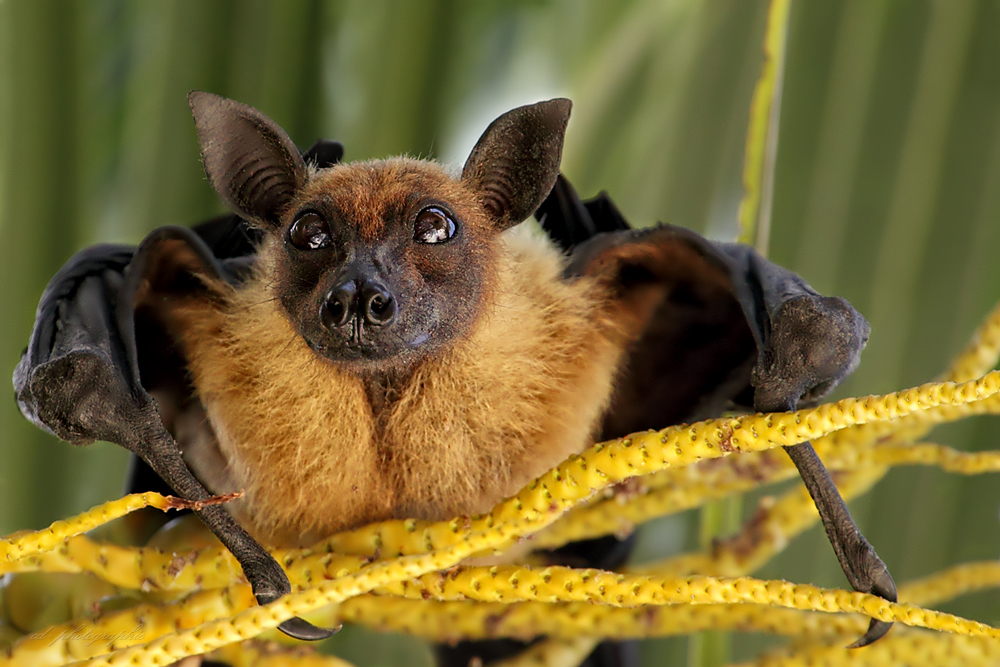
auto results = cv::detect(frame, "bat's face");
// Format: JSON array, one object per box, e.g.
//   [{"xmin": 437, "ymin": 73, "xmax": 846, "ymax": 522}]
[
  {"xmin": 189, "ymin": 92, "xmax": 571, "ymax": 376},
  {"xmin": 269, "ymin": 161, "xmax": 493, "ymax": 371}
]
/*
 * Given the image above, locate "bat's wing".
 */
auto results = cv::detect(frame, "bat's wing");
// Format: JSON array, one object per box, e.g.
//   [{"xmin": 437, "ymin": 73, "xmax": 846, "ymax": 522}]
[
  {"xmin": 546, "ymin": 175, "xmax": 894, "ymax": 647},
  {"xmin": 543, "ymin": 174, "xmax": 867, "ymax": 433},
  {"xmin": 12, "ymin": 226, "xmax": 333, "ymax": 641},
  {"xmin": 535, "ymin": 173, "xmax": 630, "ymax": 252}
]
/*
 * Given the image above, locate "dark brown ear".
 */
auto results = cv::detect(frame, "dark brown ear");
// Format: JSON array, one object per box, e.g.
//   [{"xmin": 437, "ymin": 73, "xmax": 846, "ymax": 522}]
[
  {"xmin": 461, "ymin": 99, "xmax": 572, "ymax": 230},
  {"xmin": 188, "ymin": 91, "xmax": 307, "ymax": 229}
]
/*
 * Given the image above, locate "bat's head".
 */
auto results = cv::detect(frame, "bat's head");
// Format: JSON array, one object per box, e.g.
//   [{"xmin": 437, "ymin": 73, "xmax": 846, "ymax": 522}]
[{"xmin": 189, "ymin": 92, "xmax": 570, "ymax": 374}]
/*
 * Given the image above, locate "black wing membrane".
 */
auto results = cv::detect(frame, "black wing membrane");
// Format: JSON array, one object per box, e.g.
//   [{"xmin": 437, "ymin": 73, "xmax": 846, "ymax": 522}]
[
  {"xmin": 13, "ymin": 228, "xmax": 333, "ymax": 642},
  {"xmin": 535, "ymin": 173, "xmax": 630, "ymax": 253},
  {"xmin": 545, "ymin": 175, "xmax": 896, "ymax": 647}
]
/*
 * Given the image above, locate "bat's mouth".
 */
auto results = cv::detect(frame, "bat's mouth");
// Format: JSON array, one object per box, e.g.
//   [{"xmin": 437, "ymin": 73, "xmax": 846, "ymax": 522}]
[{"xmin": 302, "ymin": 323, "xmax": 438, "ymax": 370}]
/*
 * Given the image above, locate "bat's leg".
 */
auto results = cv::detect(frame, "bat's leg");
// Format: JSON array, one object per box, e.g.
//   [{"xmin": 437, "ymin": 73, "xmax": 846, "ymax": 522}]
[
  {"xmin": 782, "ymin": 440, "xmax": 896, "ymax": 647},
  {"xmin": 135, "ymin": 428, "xmax": 337, "ymax": 641}
]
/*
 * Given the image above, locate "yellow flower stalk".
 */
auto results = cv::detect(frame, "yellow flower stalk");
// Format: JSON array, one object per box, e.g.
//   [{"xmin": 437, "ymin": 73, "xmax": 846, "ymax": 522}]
[
  {"xmin": 331, "ymin": 597, "xmax": 863, "ymax": 642},
  {"xmin": 69, "ymin": 508, "xmax": 566, "ymax": 667},
  {"xmin": 631, "ymin": 465, "xmax": 887, "ymax": 578},
  {"xmin": 534, "ymin": 438, "xmax": 1000, "ymax": 552},
  {"xmin": 731, "ymin": 630, "xmax": 1000, "ymax": 667},
  {"xmin": 2, "ymin": 536, "xmax": 371, "ymax": 597},
  {"xmin": 897, "ymin": 561, "xmax": 1000, "ymax": 608},
  {"xmin": 941, "ymin": 298, "xmax": 1000, "ymax": 384},
  {"xmin": 208, "ymin": 641, "xmax": 357, "ymax": 667},
  {"xmin": 0, "ymin": 536, "xmax": 241, "ymax": 588},
  {"xmin": 492, "ymin": 637, "xmax": 600, "ymax": 667},
  {"xmin": 0, "ymin": 493, "xmax": 223, "ymax": 567},
  {"xmin": 5, "ymin": 587, "xmax": 256, "ymax": 667},
  {"xmin": 315, "ymin": 559, "xmax": 1000, "ymax": 644},
  {"xmin": 530, "ymin": 451, "xmax": 798, "ymax": 551},
  {"xmin": 368, "ymin": 566, "xmax": 1000, "ymax": 642}
]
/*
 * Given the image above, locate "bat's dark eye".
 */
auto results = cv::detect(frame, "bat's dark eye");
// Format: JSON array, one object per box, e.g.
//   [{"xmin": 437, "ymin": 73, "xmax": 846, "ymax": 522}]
[
  {"xmin": 413, "ymin": 207, "xmax": 457, "ymax": 244},
  {"xmin": 288, "ymin": 212, "xmax": 331, "ymax": 250}
]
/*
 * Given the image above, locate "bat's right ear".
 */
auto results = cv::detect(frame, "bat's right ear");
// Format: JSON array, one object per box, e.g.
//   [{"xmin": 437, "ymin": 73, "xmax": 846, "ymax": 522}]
[{"xmin": 189, "ymin": 92, "xmax": 307, "ymax": 229}]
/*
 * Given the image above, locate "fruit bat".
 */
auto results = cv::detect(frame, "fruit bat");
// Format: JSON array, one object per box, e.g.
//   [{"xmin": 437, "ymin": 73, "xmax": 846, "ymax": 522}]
[{"xmin": 13, "ymin": 93, "xmax": 895, "ymax": 649}]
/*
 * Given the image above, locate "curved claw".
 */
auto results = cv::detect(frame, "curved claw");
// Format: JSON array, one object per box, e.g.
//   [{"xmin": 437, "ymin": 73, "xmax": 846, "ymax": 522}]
[
  {"xmin": 846, "ymin": 547, "xmax": 897, "ymax": 648},
  {"xmin": 277, "ymin": 617, "xmax": 341, "ymax": 641},
  {"xmin": 849, "ymin": 618, "xmax": 893, "ymax": 649},
  {"xmin": 255, "ymin": 590, "xmax": 341, "ymax": 641}
]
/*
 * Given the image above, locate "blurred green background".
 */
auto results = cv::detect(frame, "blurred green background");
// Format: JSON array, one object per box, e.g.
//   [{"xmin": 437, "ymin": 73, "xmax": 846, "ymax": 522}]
[{"xmin": 2, "ymin": 0, "xmax": 1000, "ymax": 665}]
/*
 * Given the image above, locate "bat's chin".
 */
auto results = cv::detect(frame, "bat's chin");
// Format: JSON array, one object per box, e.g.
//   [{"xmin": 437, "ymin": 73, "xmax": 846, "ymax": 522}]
[{"xmin": 302, "ymin": 328, "xmax": 437, "ymax": 373}]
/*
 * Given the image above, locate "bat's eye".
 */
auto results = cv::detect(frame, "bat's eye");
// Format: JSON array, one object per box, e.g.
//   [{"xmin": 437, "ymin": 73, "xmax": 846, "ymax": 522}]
[
  {"xmin": 413, "ymin": 207, "xmax": 457, "ymax": 244},
  {"xmin": 288, "ymin": 212, "xmax": 331, "ymax": 250}
]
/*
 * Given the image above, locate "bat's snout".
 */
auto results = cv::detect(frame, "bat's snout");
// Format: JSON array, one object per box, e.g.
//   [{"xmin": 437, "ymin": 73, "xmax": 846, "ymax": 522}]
[{"xmin": 322, "ymin": 278, "xmax": 397, "ymax": 331}]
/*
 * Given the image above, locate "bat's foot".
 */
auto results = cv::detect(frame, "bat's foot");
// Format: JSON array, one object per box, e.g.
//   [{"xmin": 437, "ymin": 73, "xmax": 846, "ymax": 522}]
[
  {"xmin": 845, "ymin": 550, "xmax": 897, "ymax": 648},
  {"xmin": 780, "ymin": 442, "xmax": 897, "ymax": 648}
]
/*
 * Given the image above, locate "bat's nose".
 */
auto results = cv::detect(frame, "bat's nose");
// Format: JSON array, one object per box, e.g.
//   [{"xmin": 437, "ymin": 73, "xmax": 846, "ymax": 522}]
[{"xmin": 321, "ymin": 278, "xmax": 396, "ymax": 330}]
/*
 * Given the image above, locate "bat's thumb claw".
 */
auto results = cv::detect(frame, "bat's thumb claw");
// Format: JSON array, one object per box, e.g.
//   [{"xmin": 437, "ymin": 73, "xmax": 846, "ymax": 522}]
[{"xmin": 277, "ymin": 617, "xmax": 341, "ymax": 641}]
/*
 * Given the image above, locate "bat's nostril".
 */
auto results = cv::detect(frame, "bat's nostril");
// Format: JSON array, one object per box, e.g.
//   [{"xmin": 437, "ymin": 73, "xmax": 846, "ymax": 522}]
[
  {"xmin": 361, "ymin": 283, "xmax": 396, "ymax": 326},
  {"xmin": 322, "ymin": 281, "xmax": 357, "ymax": 330}
]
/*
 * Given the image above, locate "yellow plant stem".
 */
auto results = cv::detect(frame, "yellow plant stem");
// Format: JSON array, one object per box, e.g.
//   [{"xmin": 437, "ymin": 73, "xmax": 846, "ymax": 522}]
[
  {"xmin": 0, "ymin": 493, "xmax": 214, "ymax": 566},
  {"xmin": 69, "ymin": 508, "xmax": 565, "ymax": 667},
  {"xmin": 531, "ymin": 451, "xmax": 796, "ymax": 550},
  {"xmin": 208, "ymin": 641, "xmax": 356, "ymax": 667},
  {"xmin": 869, "ymin": 441, "xmax": 1000, "ymax": 472},
  {"xmin": 333, "ymin": 586, "xmax": 1000, "ymax": 643},
  {"xmin": 12, "ymin": 439, "xmax": 999, "ymax": 601},
  {"xmin": 942, "ymin": 298, "xmax": 1000, "ymax": 383},
  {"xmin": 374, "ymin": 567, "xmax": 940, "ymax": 622},
  {"xmin": 533, "ymin": 438, "xmax": 1000, "ymax": 551},
  {"xmin": 1, "ymin": 537, "xmax": 371, "ymax": 596},
  {"xmin": 897, "ymin": 560, "xmax": 1000, "ymax": 607},
  {"xmin": 333, "ymin": 561, "xmax": 1000, "ymax": 644},
  {"xmin": 20, "ymin": 557, "xmax": 998, "ymax": 665},
  {"xmin": 5, "ymin": 587, "xmax": 256, "ymax": 667},
  {"xmin": 327, "ymin": 597, "xmax": 862, "ymax": 643},
  {"xmin": 492, "ymin": 637, "xmax": 600, "ymax": 667},
  {"xmin": 366, "ymin": 566, "xmax": 1000, "ymax": 642},
  {"xmin": 632, "ymin": 465, "xmax": 886, "ymax": 578},
  {"xmin": 737, "ymin": 0, "xmax": 792, "ymax": 249},
  {"xmin": 729, "ymin": 629, "xmax": 1000, "ymax": 667}
]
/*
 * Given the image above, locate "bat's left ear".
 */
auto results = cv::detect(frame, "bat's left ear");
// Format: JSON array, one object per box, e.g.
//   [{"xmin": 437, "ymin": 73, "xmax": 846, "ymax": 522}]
[
  {"xmin": 462, "ymin": 98, "xmax": 571, "ymax": 230},
  {"xmin": 189, "ymin": 91, "xmax": 307, "ymax": 230}
]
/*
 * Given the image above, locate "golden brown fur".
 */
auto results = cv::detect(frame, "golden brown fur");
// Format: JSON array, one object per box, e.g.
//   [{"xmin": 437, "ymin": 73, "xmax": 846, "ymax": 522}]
[{"xmin": 173, "ymin": 225, "xmax": 625, "ymax": 547}]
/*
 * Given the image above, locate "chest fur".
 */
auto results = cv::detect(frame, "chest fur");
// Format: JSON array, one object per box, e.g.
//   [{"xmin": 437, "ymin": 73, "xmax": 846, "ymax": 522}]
[{"xmin": 176, "ymin": 232, "xmax": 623, "ymax": 547}]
